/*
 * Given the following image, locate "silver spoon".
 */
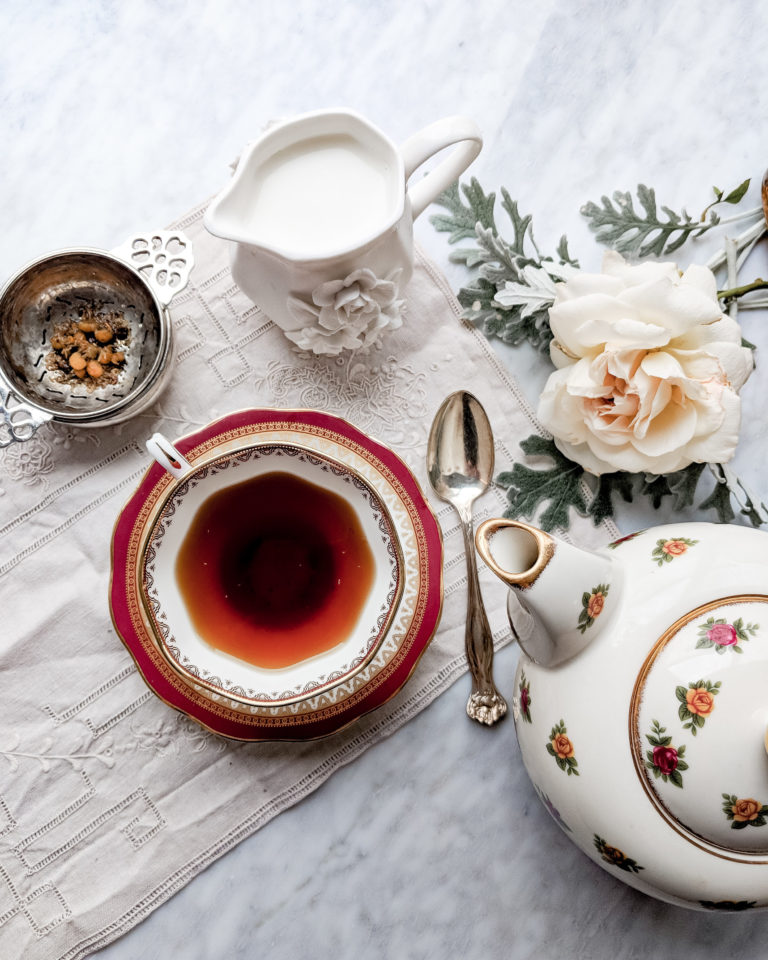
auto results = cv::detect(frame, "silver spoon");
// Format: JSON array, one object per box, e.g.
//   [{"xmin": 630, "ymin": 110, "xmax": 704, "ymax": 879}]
[{"xmin": 427, "ymin": 391, "xmax": 507, "ymax": 725}]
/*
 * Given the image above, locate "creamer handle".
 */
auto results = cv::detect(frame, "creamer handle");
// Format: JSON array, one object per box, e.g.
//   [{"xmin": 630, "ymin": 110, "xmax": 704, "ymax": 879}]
[{"xmin": 400, "ymin": 117, "xmax": 483, "ymax": 220}]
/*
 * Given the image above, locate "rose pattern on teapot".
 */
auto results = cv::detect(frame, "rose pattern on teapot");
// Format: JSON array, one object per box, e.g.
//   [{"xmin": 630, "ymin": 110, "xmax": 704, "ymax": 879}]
[
  {"xmin": 577, "ymin": 583, "xmax": 610, "ymax": 633},
  {"xmin": 651, "ymin": 536, "xmax": 698, "ymax": 566},
  {"xmin": 517, "ymin": 671, "xmax": 532, "ymax": 724},
  {"xmin": 643, "ymin": 720, "xmax": 688, "ymax": 788},
  {"xmin": 722, "ymin": 795, "xmax": 768, "ymax": 830},
  {"xmin": 593, "ymin": 835, "xmax": 644, "ymax": 874},
  {"xmin": 696, "ymin": 616, "xmax": 757, "ymax": 654},
  {"xmin": 676, "ymin": 679, "xmax": 721, "ymax": 735},
  {"xmin": 546, "ymin": 720, "xmax": 579, "ymax": 776}
]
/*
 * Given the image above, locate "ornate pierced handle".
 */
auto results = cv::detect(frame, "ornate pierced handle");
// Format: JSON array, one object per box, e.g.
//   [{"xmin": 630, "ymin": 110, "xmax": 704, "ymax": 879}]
[
  {"xmin": 111, "ymin": 231, "xmax": 194, "ymax": 307},
  {"xmin": 0, "ymin": 384, "xmax": 51, "ymax": 447}
]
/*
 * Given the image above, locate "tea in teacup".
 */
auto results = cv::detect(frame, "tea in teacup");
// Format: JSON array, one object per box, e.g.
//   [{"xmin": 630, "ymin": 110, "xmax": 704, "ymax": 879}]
[{"xmin": 175, "ymin": 471, "xmax": 375, "ymax": 669}]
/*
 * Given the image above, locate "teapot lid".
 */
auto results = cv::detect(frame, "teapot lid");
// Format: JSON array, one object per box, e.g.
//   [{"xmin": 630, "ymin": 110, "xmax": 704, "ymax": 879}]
[{"xmin": 631, "ymin": 595, "xmax": 768, "ymax": 858}]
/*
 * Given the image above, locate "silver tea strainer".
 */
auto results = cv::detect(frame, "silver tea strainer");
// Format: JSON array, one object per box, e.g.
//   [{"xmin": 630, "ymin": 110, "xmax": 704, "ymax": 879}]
[{"xmin": 0, "ymin": 231, "xmax": 193, "ymax": 446}]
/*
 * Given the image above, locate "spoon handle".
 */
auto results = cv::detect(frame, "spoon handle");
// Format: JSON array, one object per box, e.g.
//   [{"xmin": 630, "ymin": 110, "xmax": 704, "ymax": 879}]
[{"xmin": 460, "ymin": 517, "xmax": 508, "ymax": 726}]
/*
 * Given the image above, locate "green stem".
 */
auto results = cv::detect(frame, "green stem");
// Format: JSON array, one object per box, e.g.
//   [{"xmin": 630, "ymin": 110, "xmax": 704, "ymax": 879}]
[{"xmin": 718, "ymin": 278, "xmax": 768, "ymax": 301}]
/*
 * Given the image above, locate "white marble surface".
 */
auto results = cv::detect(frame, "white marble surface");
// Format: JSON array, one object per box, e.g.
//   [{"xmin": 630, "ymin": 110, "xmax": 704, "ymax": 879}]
[{"xmin": 3, "ymin": 1, "xmax": 768, "ymax": 957}]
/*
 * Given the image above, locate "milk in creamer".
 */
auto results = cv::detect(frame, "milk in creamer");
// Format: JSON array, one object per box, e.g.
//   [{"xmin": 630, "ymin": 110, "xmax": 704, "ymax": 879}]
[{"xmin": 244, "ymin": 134, "xmax": 395, "ymax": 256}]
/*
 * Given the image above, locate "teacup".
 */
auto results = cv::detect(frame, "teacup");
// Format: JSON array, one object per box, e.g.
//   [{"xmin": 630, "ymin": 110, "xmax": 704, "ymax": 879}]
[
  {"xmin": 142, "ymin": 433, "xmax": 403, "ymax": 707},
  {"xmin": 204, "ymin": 108, "xmax": 482, "ymax": 353}
]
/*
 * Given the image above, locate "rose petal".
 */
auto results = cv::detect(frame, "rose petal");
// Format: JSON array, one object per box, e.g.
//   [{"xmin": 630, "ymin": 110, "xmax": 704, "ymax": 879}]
[
  {"xmin": 601, "ymin": 250, "xmax": 679, "ymax": 287},
  {"xmin": 630, "ymin": 395, "xmax": 698, "ymax": 457},
  {"xmin": 312, "ymin": 278, "xmax": 348, "ymax": 306},
  {"xmin": 576, "ymin": 429, "xmax": 693, "ymax": 474},
  {"xmin": 638, "ymin": 350, "xmax": 686, "ymax": 380},
  {"xmin": 553, "ymin": 270, "xmax": 625, "ymax": 303},
  {"xmin": 334, "ymin": 285, "xmax": 363, "ymax": 309},
  {"xmin": 685, "ymin": 388, "xmax": 741, "ymax": 463},
  {"xmin": 681, "ymin": 263, "xmax": 719, "ymax": 300},
  {"xmin": 538, "ymin": 370, "xmax": 591, "ymax": 444},
  {"xmin": 366, "ymin": 280, "xmax": 399, "ymax": 306},
  {"xmin": 631, "ymin": 374, "xmax": 672, "ymax": 441},
  {"xmin": 617, "ymin": 276, "xmax": 722, "ymax": 338},
  {"xmin": 680, "ymin": 340, "xmax": 754, "ymax": 391},
  {"xmin": 550, "ymin": 295, "xmax": 669, "ymax": 355},
  {"xmin": 664, "ymin": 348, "xmax": 724, "ymax": 383},
  {"xmin": 564, "ymin": 356, "xmax": 613, "ymax": 398}
]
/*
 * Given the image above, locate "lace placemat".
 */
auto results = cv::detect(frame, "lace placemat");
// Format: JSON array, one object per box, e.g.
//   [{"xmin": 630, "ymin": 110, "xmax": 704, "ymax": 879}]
[{"xmin": 0, "ymin": 203, "xmax": 617, "ymax": 960}]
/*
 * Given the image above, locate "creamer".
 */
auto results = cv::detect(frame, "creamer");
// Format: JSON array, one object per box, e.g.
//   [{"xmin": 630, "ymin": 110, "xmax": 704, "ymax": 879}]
[{"xmin": 204, "ymin": 110, "xmax": 482, "ymax": 350}]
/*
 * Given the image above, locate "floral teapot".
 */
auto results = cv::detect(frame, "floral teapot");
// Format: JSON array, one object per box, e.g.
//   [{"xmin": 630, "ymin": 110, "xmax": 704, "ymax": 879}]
[{"xmin": 475, "ymin": 517, "xmax": 768, "ymax": 912}]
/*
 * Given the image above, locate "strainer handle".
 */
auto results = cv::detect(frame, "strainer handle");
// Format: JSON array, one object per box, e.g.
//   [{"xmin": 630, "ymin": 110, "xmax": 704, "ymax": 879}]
[
  {"xmin": 0, "ymin": 383, "xmax": 51, "ymax": 447},
  {"xmin": 111, "ymin": 231, "xmax": 194, "ymax": 307}
]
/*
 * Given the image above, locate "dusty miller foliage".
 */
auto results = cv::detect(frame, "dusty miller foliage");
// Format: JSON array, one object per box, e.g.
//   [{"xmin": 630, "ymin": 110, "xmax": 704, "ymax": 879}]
[
  {"xmin": 580, "ymin": 179, "xmax": 750, "ymax": 257},
  {"xmin": 430, "ymin": 179, "xmax": 577, "ymax": 353},
  {"xmin": 431, "ymin": 177, "xmax": 761, "ymax": 531}
]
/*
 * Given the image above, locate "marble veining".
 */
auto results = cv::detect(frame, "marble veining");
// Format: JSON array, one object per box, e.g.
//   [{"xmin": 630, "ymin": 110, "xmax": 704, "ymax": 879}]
[{"xmin": 2, "ymin": 0, "xmax": 768, "ymax": 957}]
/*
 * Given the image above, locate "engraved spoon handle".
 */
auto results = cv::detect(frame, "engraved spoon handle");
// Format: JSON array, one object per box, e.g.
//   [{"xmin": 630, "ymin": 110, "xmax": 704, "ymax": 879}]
[{"xmin": 459, "ymin": 514, "xmax": 508, "ymax": 726}]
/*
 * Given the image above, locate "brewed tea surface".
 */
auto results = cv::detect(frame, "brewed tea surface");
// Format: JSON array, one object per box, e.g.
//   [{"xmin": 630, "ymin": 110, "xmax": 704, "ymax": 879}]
[{"xmin": 176, "ymin": 471, "xmax": 375, "ymax": 668}]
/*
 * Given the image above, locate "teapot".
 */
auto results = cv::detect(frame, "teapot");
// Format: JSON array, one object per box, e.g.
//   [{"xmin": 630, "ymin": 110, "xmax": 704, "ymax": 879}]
[{"xmin": 475, "ymin": 517, "xmax": 768, "ymax": 912}]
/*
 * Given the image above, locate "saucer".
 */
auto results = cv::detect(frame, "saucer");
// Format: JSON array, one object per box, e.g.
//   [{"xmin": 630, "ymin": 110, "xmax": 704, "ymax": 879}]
[{"xmin": 109, "ymin": 408, "xmax": 443, "ymax": 740}]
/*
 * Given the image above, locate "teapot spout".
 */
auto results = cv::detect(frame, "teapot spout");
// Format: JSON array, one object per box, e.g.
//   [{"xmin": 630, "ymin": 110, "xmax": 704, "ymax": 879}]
[{"xmin": 475, "ymin": 519, "xmax": 617, "ymax": 667}]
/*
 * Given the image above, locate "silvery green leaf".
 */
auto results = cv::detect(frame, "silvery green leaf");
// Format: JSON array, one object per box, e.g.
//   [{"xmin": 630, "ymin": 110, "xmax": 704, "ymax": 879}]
[
  {"xmin": 557, "ymin": 235, "xmax": 579, "ymax": 267},
  {"xmin": 448, "ymin": 247, "xmax": 488, "ymax": 267},
  {"xmin": 588, "ymin": 472, "xmax": 634, "ymax": 525},
  {"xmin": 539, "ymin": 261, "xmax": 576, "ymax": 283},
  {"xmin": 581, "ymin": 184, "xmax": 717, "ymax": 258},
  {"xmin": 666, "ymin": 462, "xmax": 706, "ymax": 510},
  {"xmin": 496, "ymin": 434, "xmax": 588, "ymax": 532},
  {"xmin": 500, "ymin": 189, "xmax": 533, "ymax": 256},
  {"xmin": 493, "ymin": 263, "xmax": 576, "ymax": 316},
  {"xmin": 520, "ymin": 264, "xmax": 560, "ymax": 290},
  {"xmin": 495, "ymin": 306, "xmax": 554, "ymax": 351},
  {"xmin": 429, "ymin": 178, "xmax": 497, "ymax": 242},
  {"xmin": 494, "ymin": 283, "xmax": 554, "ymax": 318},
  {"xmin": 475, "ymin": 225, "xmax": 525, "ymax": 284},
  {"xmin": 431, "ymin": 178, "xmax": 577, "ymax": 352}
]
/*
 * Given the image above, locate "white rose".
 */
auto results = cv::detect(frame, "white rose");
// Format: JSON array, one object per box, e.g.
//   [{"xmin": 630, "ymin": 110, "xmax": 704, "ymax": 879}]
[{"xmin": 537, "ymin": 251, "xmax": 754, "ymax": 475}]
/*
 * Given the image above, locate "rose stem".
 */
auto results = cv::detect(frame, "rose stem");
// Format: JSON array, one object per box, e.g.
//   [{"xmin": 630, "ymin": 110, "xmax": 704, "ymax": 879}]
[{"xmin": 718, "ymin": 278, "xmax": 768, "ymax": 301}]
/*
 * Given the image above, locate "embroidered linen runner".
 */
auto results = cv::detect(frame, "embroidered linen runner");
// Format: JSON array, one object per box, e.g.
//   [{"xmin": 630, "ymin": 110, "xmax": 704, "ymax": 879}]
[{"xmin": 0, "ymin": 202, "xmax": 616, "ymax": 960}]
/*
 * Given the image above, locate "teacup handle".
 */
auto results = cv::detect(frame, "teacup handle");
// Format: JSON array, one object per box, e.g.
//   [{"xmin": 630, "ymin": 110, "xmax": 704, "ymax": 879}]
[
  {"xmin": 400, "ymin": 117, "xmax": 483, "ymax": 220},
  {"xmin": 146, "ymin": 432, "xmax": 194, "ymax": 480}
]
